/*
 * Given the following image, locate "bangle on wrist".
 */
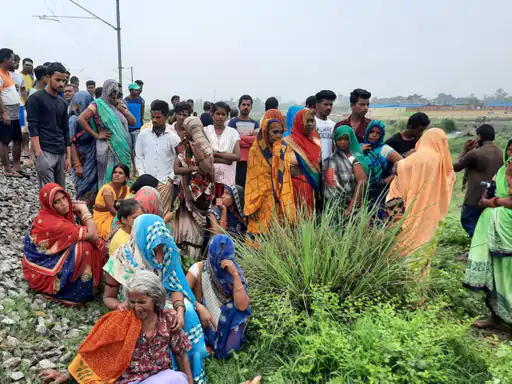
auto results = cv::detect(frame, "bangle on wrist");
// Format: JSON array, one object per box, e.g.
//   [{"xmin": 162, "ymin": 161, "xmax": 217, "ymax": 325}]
[
  {"xmin": 493, "ymin": 197, "xmax": 500, "ymax": 207},
  {"xmin": 234, "ymin": 285, "xmax": 244, "ymax": 292}
]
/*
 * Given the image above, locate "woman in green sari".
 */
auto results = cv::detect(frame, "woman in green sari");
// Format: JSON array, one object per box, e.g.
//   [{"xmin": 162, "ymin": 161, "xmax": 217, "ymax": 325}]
[
  {"xmin": 77, "ymin": 79, "xmax": 136, "ymax": 188},
  {"xmin": 463, "ymin": 139, "xmax": 512, "ymax": 329}
]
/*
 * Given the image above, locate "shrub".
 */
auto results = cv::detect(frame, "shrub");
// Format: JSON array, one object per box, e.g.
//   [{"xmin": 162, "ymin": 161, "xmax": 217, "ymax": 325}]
[
  {"xmin": 441, "ymin": 118, "xmax": 457, "ymax": 133},
  {"xmin": 238, "ymin": 201, "xmax": 414, "ymax": 310}
]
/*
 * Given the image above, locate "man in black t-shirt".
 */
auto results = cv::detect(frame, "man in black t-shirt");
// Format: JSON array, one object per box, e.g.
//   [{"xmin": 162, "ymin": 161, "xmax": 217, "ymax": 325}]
[{"xmin": 385, "ymin": 112, "xmax": 430, "ymax": 157}]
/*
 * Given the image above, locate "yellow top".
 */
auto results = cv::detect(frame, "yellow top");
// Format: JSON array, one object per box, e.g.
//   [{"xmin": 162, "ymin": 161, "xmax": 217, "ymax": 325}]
[{"xmin": 109, "ymin": 228, "xmax": 130, "ymax": 257}]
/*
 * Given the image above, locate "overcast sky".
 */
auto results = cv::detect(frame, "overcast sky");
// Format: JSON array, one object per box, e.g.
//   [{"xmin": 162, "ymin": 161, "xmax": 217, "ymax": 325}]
[{"xmin": 6, "ymin": 0, "xmax": 512, "ymax": 104}]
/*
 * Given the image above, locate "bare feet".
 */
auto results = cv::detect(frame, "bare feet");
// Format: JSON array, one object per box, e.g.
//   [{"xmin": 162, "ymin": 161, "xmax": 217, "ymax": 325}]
[{"xmin": 473, "ymin": 315, "xmax": 501, "ymax": 330}]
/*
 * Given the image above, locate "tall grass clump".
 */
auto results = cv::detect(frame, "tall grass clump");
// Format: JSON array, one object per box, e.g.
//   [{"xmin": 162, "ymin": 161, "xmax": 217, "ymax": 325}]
[
  {"xmin": 440, "ymin": 118, "xmax": 457, "ymax": 133},
  {"xmin": 238, "ymin": 200, "xmax": 414, "ymax": 308}
]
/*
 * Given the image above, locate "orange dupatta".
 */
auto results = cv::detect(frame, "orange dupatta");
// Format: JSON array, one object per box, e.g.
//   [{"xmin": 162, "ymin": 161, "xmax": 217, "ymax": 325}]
[
  {"xmin": 244, "ymin": 118, "xmax": 295, "ymax": 235},
  {"xmin": 387, "ymin": 128, "xmax": 455, "ymax": 250},
  {"xmin": 68, "ymin": 310, "xmax": 141, "ymax": 384}
]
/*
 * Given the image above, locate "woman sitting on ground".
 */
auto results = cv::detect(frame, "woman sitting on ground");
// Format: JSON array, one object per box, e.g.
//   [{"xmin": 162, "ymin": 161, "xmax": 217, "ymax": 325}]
[
  {"xmin": 108, "ymin": 199, "xmax": 143, "ymax": 257},
  {"xmin": 361, "ymin": 120, "xmax": 403, "ymax": 202},
  {"xmin": 207, "ymin": 184, "xmax": 247, "ymax": 241},
  {"xmin": 22, "ymin": 183, "xmax": 106, "ymax": 305},
  {"xmin": 104, "ymin": 214, "xmax": 208, "ymax": 383},
  {"xmin": 187, "ymin": 234, "xmax": 251, "ymax": 358},
  {"xmin": 93, "ymin": 163, "xmax": 130, "ymax": 240},
  {"xmin": 244, "ymin": 118, "xmax": 295, "ymax": 237},
  {"xmin": 284, "ymin": 109, "xmax": 322, "ymax": 213},
  {"xmin": 386, "ymin": 128, "xmax": 455, "ymax": 275},
  {"xmin": 463, "ymin": 139, "xmax": 512, "ymax": 330},
  {"xmin": 324, "ymin": 125, "xmax": 368, "ymax": 214},
  {"xmin": 203, "ymin": 101, "xmax": 241, "ymax": 198},
  {"xmin": 40, "ymin": 270, "xmax": 193, "ymax": 384}
]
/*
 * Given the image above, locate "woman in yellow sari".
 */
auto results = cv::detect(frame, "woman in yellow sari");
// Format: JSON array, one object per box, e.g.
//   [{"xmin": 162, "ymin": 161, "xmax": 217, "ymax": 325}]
[
  {"xmin": 244, "ymin": 118, "xmax": 295, "ymax": 237},
  {"xmin": 93, "ymin": 163, "xmax": 130, "ymax": 240},
  {"xmin": 386, "ymin": 128, "xmax": 455, "ymax": 273}
]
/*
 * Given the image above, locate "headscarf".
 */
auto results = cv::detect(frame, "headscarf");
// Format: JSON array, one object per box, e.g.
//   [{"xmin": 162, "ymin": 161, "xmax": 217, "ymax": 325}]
[
  {"xmin": 362, "ymin": 120, "xmax": 388, "ymax": 187},
  {"xmin": 284, "ymin": 109, "xmax": 322, "ymax": 191},
  {"xmin": 92, "ymin": 79, "xmax": 132, "ymax": 179},
  {"xmin": 30, "ymin": 183, "xmax": 85, "ymax": 255},
  {"xmin": 263, "ymin": 109, "xmax": 285, "ymax": 125},
  {"xmin": 133, "ymin": 186, "xmax": 162, "ymax": 216},
  {"xmin": 387, "ymin": 128, "xmax": 455, "ymax": 249},
  {"xmin": 334, "ymin": 125, "xmax": 369, "ymax": 175},
  {"xmin": 225, "ymin": 184, "xmax": 245, "ymax": 217},
  {"xmin": 109, "ymin": 214, "xmax": 196, "ymax": 303},
  {"xmin": 203, "ymin": 234, "xmax": 251, "ymax": 356},
  {"xmin": 130, "ymin": 174, "xmax": 159, "ymax": 194},
  {"xmin": 285, "ymin": 106, "xmax": 304, "ymax": 137},
  {"xmin": 68, "ymin": 310, "xmax": 141, "ymax": 384}
]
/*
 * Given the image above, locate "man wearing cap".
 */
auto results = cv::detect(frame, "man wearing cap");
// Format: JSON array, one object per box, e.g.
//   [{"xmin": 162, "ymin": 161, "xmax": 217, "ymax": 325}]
[{"xmin": 124, "ymin": 82, "xmax": 145, "ymax": 146}]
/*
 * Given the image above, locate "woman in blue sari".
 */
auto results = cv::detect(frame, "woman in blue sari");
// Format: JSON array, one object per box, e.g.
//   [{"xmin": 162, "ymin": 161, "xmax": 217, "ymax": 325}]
[
  {"xmin": 187, "ymin": 234, "xmax": 251, "ymax": 358},
  {"xmin": 103, "ymin": 214, "xmax": 207, "ymax": 384},
  {"xmin": 77, "ymin": 79, "xmax": 135, "ymax": 188},
  {"xmin": 284, "ymin": 105, "xmax": 303, "ymax": 137},
  {"xmin": 361, "ymin": 120, "xmax": 403, "ymax": 202},
  {"xmin": 69, "ymin": 91, "xmax": 98, "ymax": 207}
]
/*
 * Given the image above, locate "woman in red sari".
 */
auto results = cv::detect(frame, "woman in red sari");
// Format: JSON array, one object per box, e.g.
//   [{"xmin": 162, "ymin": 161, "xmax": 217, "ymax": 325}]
[
  {"xmin": 283, "ymin": 109, "xmax": 322, "ymax": 212},
  {"xmin": 22, "ymin": 183, "xmax": 106, "ymax": 305}
]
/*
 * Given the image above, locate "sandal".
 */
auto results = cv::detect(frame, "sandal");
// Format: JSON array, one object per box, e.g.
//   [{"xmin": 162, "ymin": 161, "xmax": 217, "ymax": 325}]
[
  {"xmin": 15, "ymin": 170, "xmax": 30, "ymax": 178},
  {"xmin": 4, "ymin": 171, "xmax": 23, "ymax": 178}
]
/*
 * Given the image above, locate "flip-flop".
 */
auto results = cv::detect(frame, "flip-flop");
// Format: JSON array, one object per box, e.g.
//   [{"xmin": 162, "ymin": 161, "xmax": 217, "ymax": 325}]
[
  {"xmin": 15, "ymin": 170, "xmax": 30, "ymax": 178},
  {"xmin": 4, "ymin": 171, "xmax": 23, "ymax": 178}
]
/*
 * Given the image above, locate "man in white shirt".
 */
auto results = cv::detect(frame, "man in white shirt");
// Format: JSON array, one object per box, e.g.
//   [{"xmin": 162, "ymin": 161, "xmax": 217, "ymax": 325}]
[
  {"xmin": 135, "ymin": 100, "xmax": 180, "ymax": 213},
  {"xmin": 315, "ymin": 90, "xmax": 337, "ymax": 163}
]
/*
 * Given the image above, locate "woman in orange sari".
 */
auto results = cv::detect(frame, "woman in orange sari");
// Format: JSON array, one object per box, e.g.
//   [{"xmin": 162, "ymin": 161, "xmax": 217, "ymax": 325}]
[
  {"xmin": 244, "ymin": 118, "xmax": 295, "ymax": 237},
  {"xmin": 284, "ymin": 109, "xmax": 321, "ymax": 212},
  {"xmin": 386, "ymin": 128, "xmax": 455, "ymax": 273}
]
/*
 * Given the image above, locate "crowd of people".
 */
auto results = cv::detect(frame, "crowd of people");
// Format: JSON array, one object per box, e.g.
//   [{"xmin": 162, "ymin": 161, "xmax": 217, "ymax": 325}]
[{"xmin": 1, "ymin": 46, "xmax": 511, "ymax": 383}]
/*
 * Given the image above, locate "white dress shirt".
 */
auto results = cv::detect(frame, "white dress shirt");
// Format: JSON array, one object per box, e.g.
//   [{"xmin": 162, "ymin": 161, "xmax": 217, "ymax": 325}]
[{"xmin": 135, "ymin": 124, "xmax": 181, "ymax": 183}]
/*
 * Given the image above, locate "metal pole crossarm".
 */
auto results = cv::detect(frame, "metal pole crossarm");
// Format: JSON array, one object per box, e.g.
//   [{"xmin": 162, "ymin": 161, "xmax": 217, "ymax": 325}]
[
  {"xmin": 68, "ymin": 0, "xmax": 118, "ymax": 30},
  {"xmin": 32, "ymin": 14, "xmax": 96, "ymax": 19}
]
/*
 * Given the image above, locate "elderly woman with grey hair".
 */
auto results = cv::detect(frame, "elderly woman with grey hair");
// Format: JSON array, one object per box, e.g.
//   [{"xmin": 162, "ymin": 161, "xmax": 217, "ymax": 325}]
[{"xmin": 40, "ymin": 270, "xmax": 193, "ymax": 384}]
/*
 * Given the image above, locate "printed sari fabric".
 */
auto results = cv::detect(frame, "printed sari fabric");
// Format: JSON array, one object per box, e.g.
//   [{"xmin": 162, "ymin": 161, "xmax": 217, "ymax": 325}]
[
  {"xmin": 22, "ymin": 183, "xmax": 106, "ymax": 305},
  {"xmin": 244, "ymin": 118, "xmax": 295, "ymax": 237},
  {"xmin": 68, "ymin": 310, "xmax": 142, "ymax": 384},
  {"xmin": 173, "ymin": 117, "xmax": 215, "ymax": 260},
  {"xmin": 93, "ymin": 183, "xmax": 129, "ymax": 240},
  {"xmin": 104, "ymin": 214, "xmax": 208, "ymax": 384},
  {"xmin": 199, "ymin": 235, "xmax": 251, "ymax": 358},
  {"xmin": 284, "ymin": 106, "xmax": 303, "ymax": 137},
  {"xmin": 284, "ymin": 109, "xmax": 322, "ymax": 212},
  {"xmin": 387, "ymin": 128, "xmax": 455, "ymax": 253},
  {"xmin": 90, "ymin": 80, "xmax": 132, "ymax": 188},
  {"xmin": 362, "ymin": 120, "xmax": 390, "ymax": 199},
  {"xmin": 463, "ymin": 139, "xmax": 512, "ymax": 324},
  {"xmin": 69, "ymin": 91, "xmax": 98, "ymax": 205}
]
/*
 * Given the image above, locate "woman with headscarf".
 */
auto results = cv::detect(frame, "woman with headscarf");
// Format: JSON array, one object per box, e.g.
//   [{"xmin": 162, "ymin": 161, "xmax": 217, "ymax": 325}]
[
  {"xmin": 173, "ymin": 117, "xmax": 215, "ymax": 260},
  {"xmin": 77, "ymin": 79, "xmax": 136, "ymax": 188},
  {"xmin": 463, "ymin": 139, "xmax": 512, "ymax": 329},
  {"xmin": 69, "ymin": 91, "xmax": 98, "ymax": 207},
  {"xmin": 244, "ymin": 118, "xmax": 295, "ymax": 237},
  {"xmin": 128, "ymin": 174, "xmax": 160, "ymax": 197},
  {"xmin": 104, "ymin": 214, "xmax": 208, "ymax": 384},
  {"xmin": 361, "ymin": 120, "xmax": 403, "ymax": 203},
  {"xmin": 386, "ymin": 128, "xmax": 455, "ymax": 274},
  {"xmin": 284, "ymin": 106, "xmax": 304, "ymax": 137},
  {"xmin": 22, "ymin": 183, "xmax": 106, "ymax": 305},
  {"xmin": 204, "ymin": 184, "xmax": 247, "ymax": 249},
  {"xmin": 284, "ymin": 109, "xmax": 322, "ymax": 212},
  {"xmin": 187, "ymin": 234, "xmax": 251, "ymax": 358},
  {"xmin": 324, "ymin": 125, "xmax": 368, "ymax": 214}
]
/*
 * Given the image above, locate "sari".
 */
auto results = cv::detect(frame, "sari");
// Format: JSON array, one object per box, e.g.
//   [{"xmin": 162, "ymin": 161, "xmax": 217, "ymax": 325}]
[
  {"xmin": 173, "ymin": 117, "xmax": 215, "ymax": 260},
  {"xmin": 463, "ymin": 139, "xmax": 512, "ymax": 324},
  {"xmin": 362, "ymin": 120, "xmax": 391, "ymax": 201},
  {"xmin": 244, "ymin": 118, "xmax": 295, "ymax": 236},
  {"xmin": 69, "ymin": 91, "xmax": 98, "ymax": 204},
  {"xmin": 324, "ymin": 125, "xmax": 369, "ymax": 206},
  {"xmin": 194, "ymin": 235, "xmax": 251, "ymax": 358},
  {"xmin": 387, "ymin": 128, "xmax": 455, "ymax": 259},
  {"xmin": 204, "ymin": 184, "xmax": 247, "ymax": 250},
  {"xmin": 263, "ymin": 109, "xmax": 285, "ymax": 125},
  {"xmin": 284, "ymin": 109, "xmax": 322, "ymax": 212},
  {"xmin": 284, "ymin": 106, "xmax": 303, "ymax": 137},
  {"xmin": 93, "ymin": 183, "xmax": 129, "ymax": 240},
  {"xmin": 104, "ymin": 214, "xmax": 208, "ymax": 384},
  {"xmin": 91, "ymin": 80, "xmax": 132, "ymax": 188},
  {"xmin": 22, "ymin": 183, "xmax": 106, "ymax": 305}
]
